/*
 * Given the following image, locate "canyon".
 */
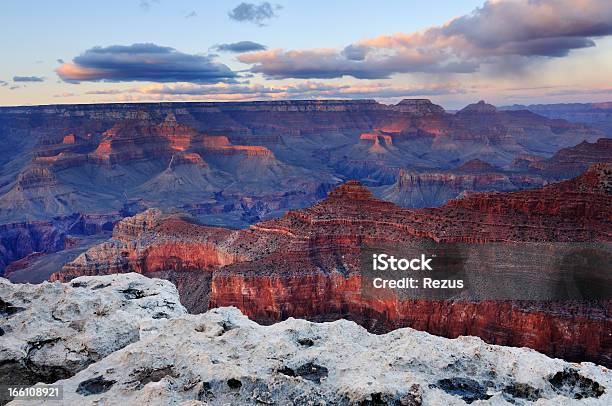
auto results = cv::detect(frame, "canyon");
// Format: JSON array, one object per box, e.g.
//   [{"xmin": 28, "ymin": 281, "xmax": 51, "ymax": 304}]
[
  {"xmin": 1, "ymin": 99, "xmax": 611, "ymax": 374},
  {"xmin": 49, "ymin": 163, "xmax": 612, "ymax": 366},
  {"xmin": 0, "ymin": 99, "xmax": 605, "ymax": 225},
  {"xmin": 1, "ymin": 99, "xmax": 609, "ymax": 274}
]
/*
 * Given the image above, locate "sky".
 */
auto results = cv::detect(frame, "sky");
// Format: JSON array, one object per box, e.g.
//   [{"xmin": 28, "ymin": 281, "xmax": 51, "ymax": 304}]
[{"xmin": 1, "ymin": 0, "xmax": 611, "ymax": 109}]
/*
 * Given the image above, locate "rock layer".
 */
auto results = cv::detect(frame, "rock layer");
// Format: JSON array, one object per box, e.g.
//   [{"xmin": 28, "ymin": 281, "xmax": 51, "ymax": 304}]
[{"xmin": 378, "ymin": 168, "xmax": 546, "ymax": 208}]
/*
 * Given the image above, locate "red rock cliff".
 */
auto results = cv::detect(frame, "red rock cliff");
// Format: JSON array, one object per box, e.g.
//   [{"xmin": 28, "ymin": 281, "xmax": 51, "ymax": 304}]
[{"xmin": 52, "ymin": 165, "xmax": 612, "ymax": 365}]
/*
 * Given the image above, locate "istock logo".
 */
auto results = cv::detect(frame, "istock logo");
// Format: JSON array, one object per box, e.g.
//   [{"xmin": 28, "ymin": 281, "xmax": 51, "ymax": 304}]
[{"xmin": 372, "ymin": 253, "xmax": 433, "ymax": 271}]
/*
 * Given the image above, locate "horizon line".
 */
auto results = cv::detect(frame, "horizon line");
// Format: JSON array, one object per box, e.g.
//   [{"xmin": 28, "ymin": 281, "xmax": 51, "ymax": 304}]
[{"xmin": 1, "ymin": 98, "xmax": 611, "ymax": 110}]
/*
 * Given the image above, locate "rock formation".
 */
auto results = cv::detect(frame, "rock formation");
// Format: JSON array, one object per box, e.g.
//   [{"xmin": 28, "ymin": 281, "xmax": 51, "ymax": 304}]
[
  {"xmin": 0, "ymin": 213, "xmax": 121, "ymax": 277},
  {"xmin": 378, "ymin": 167, "xmax": 546, "ymax": 208},
  {"xmin": 1, "ymin": 100, "xmax": 610, "ymax": 370},
  {"xmin": 500, "ymin": 102, "xmax": 612, "ymax": 136},
  {"xmin": 0, "ymin": 275, "xmax": 612, "ymax": 406},
  {"xmin": 533, "ymin": 138, "xmax": 612, "ymax": 179},
  {"xmin": 0, "ymin": 273, "xmax": 186, "ymax": 397},
  {"xmin": 51, "ymin": 165, "xmax": 612, "ymax": 366}
]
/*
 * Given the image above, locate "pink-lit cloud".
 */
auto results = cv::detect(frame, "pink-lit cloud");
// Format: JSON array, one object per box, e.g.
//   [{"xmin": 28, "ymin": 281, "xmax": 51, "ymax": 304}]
[{"xmin": 239, "ymin": 0, "xmax": 612, "ymax": 79}]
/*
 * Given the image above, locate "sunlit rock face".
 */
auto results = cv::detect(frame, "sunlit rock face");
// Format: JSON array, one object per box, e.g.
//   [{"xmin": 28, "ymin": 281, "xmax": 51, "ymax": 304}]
[
  {"xmin": 50, "ymin": 165, "xmax": 612, "ymax": 366},
  {"xmin": 8, "ymin": 306, "xmax": 610, "ymax": 406}
]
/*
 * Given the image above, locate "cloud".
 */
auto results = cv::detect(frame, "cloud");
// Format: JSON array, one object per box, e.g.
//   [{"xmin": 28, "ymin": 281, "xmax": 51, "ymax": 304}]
[
  {"xmin": 342, "ymin": 45, "xmax": 368, "ymax": 61},
  {"xmin": 54, "ymin": 92, "xmax": 76, "ymax": 98},
  {"xmin": 56, "ymin": 43, "xmax": 237, "ymax": 84},
  {"xmin": 185, "ymin": 10, "xmax": 197, "ymax": 18},
  {"xmin": 139, "ymin": 0, "xmax": 159, "ymax": 11},
  {"xmin": 239, "ymin": 0, "xmax": 612, "ymax": 79},
  {"xmin": 238, "ymin": 48, "xmax": 476, "ymax": 79},
  {"xmin": 228, "ymin": 2, "xmax": 280, "ymax": 26},
  {"xmin": 85, "ymin": 89, "xmax": 126, "ymax": 95},
  {"xmin": 57, "ymin": 58, "xmax": 64, "ymax": 64},
  {"xmin": 214, "ymin": 41, "xmax": 267, "ymax": 53},
  {"xmin": 86, "ymin": 81, "xmax": 466, "ymax": 102},
  {"xmin": 0, "ymin": 80, "xmax": 7, "ymax": 87},
  {"xmin": 440, "ymin": 0, "xmax": 612, "ymax": 57},
  {"xmin": 13, "ymin": 76, "xmax": 44, "ymax": 82}
]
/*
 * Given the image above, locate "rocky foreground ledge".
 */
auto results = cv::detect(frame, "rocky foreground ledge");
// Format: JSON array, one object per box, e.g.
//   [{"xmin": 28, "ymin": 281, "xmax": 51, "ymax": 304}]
[
  {"xmin": 0, "ymin": 273, "xmax": 187, "ymax": 391},
  {"xmin": 1, "ymin": 274, "xmax": 610, "ymax": 405}
]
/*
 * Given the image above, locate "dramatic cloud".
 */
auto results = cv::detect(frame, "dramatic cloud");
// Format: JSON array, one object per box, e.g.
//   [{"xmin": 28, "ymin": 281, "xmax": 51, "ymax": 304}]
[
  {"xmin": 239, "ymin": 49, "xmax": 477, "ymax": 79},
  {"xmin": 214, "ymin": 41, "xmax": 267, "ymax": 53},
  {"xmin": 440, "ymin": 0, "xmax": 612, "ymax": 57},
  {"xmin": 56, "ymin": 43, "xmax": 237, "ymax": 84},
  {"xmin": 239, "ymin": 0, "xmax": 612, "ymax": 79},
  {"xmin": 13, "ymin": 76, "xmax": 44, "ymax": 82},
  {"xmin": 228, "ymin": 2, "xmax": 280, "ymax": 26}
]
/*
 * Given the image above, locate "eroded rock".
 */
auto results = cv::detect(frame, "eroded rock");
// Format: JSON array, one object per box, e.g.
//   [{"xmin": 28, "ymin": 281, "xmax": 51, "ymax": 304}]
[
  {"xmin": 0, "ymin": 273, "xmax": 186, "ymax": 392},
  {"xmin": 10, "ymin": 307, "xmax": 609, "ymax": 405}
]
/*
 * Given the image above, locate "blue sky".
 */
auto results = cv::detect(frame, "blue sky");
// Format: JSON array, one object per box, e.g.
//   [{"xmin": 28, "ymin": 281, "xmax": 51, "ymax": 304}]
[{"xmin": 1, "ymin": 0, "xmax": 611, "ymax": 108}]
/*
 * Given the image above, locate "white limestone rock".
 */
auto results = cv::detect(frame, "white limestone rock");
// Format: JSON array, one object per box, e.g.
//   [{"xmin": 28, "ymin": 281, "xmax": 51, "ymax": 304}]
[
  {"xmin": 11, "ymin": 307, "xmax": 609, "ymax": 405},
  {"xmin": 0, "ymin": 273, "xmax": 186, "ymax": 388}
]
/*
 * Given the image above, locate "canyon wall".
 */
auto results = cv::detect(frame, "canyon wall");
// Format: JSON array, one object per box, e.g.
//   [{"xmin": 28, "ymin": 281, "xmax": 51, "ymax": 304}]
[{"xmin": 52, "ymin": 165, "xmax": 612, "ymax": 366}]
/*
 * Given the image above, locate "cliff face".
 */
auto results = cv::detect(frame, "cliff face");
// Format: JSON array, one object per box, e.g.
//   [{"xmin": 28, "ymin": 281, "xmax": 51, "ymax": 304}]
[
  {"xmin": 0, "ymin": 212, "xmax": 123, "ymax": 277},
  {"xmin": 4, "ymin": 278, "xmax": 609, "ymax": 405},
  {"xmin": 0, "ymin": 221, "xmax": 65, "ymax": 275},
  {"xmin": 52, "ymin": 165, "xmax": 612, "ymax": 366},
  {"xmin": 209, "ymin": 272, "xmax": 611, "ymax": 366},
  {"xmin": 378, "ymin": 167, "xmax": 547, "ymax": 208},
  {"xmin": 501, "ymin": 102, "xmax": 612, "ymax": 136},
  {"xmin": 444, "ymin": 163, "xmax": 611, "ymax": 223},
  {"xmin": 533, "ymin": 138, "xmax": 612, "ymax": 179}
]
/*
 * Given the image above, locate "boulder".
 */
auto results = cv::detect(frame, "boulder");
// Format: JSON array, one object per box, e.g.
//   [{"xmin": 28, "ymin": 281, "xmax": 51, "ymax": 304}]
[{"xmin": 0, "ymin": 273, "xmax": 186, "ymax": 390}]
